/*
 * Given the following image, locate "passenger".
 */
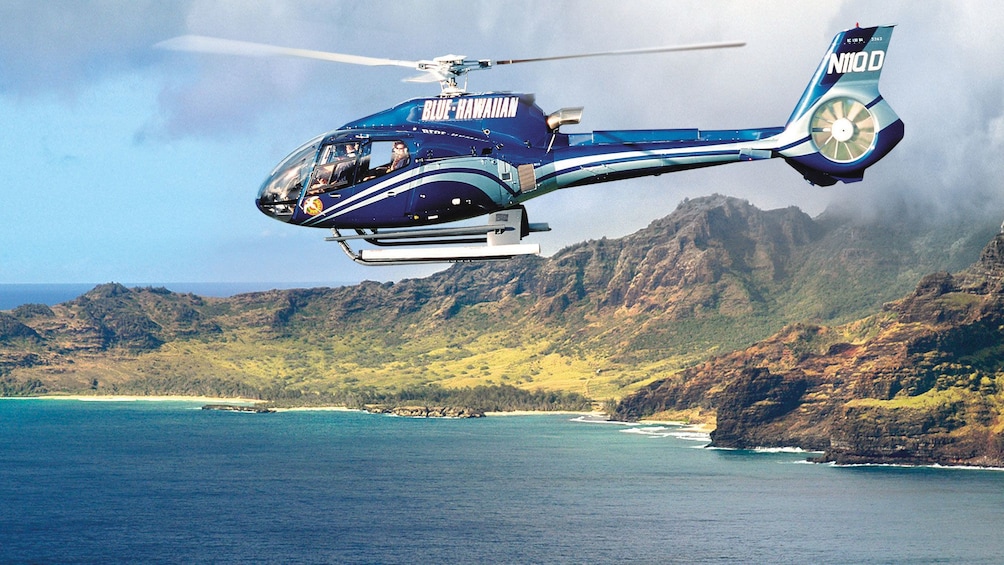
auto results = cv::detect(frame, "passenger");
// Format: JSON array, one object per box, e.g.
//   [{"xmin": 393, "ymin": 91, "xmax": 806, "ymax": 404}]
[
  {"xmin": 388, "ymin": 142, "xmax": 410, "ymax": 171},
  {"xmin": 333, "ymin": 143, "xmax": 359, "ymax": 184}
]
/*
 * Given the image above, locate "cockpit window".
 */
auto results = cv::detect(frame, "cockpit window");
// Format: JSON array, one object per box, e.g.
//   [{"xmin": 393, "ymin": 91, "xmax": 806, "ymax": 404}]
[
  {"xmin": 308, "ymin": 141, "xmax": 366, "ymax": 194},
  {"xmin": 306, "ymin": 140, "xmax": 411, "ymax": 194}
]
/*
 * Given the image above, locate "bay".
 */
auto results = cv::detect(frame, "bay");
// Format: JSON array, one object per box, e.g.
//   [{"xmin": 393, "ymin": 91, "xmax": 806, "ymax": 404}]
[{"xmin": 1, "ymin": 399, "xmax": 1003, "ymax": 564}]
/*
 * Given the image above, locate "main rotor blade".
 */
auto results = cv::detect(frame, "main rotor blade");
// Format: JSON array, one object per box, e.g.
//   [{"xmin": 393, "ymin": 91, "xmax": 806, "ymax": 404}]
[
  {"xmin": 155, "ymin": 35, "xmax": 419, "ymax": 69},
  {"xmin": 493, "ymin": 41, "xmax": 745, "ymax": 66}
]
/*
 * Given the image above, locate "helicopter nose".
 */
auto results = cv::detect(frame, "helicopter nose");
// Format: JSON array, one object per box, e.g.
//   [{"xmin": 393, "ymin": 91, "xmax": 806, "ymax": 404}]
[
  {"xmin": 256, "ymin": 136, "xmax": 323, "ymax": 222},
  {"xmin": 256, "ymin": 175, "xmax": 297, "ymax": 222}
]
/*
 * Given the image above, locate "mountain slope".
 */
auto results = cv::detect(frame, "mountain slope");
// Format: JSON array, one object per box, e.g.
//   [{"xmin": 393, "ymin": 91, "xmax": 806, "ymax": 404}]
[{"xmin": 0, "ymin": 195, "xmax": 992, "ymax": 406}]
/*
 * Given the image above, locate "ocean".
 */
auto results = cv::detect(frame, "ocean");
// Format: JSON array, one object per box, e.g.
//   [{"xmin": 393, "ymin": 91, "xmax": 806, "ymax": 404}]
[
  {"xmin": 2, "ymin": 400, "xmax": 1003, "ymax": 564},
  {"xmin": 0, "ymin": 283, "xmax": 346, "ymax": 310}
]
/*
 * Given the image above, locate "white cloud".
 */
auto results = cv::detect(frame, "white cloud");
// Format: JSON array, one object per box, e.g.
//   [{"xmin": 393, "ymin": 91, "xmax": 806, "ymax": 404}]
[{"xmin": 4, "ymin": 1, "xmax": 1004, "ymax": 283}]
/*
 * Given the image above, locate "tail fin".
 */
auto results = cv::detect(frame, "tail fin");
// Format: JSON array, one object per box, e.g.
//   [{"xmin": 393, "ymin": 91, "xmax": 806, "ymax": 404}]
[{"xmin": 777, "ymin": 25, "xmax": 904, "ymax": 186}]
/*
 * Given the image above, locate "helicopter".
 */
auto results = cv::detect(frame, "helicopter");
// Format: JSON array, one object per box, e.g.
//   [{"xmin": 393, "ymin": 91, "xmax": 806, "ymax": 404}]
[{"xmin": 157, "ymin": 25, "xmax": 902, "ymax": 265}]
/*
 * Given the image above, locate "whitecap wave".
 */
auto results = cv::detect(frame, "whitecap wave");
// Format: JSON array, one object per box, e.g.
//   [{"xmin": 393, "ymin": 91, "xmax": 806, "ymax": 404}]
[
  {"xmin": 752, "ymin": 446, "xmax": 823, "ymax": 454},
  {"xmin": 616, "ymin": 425, "xmax": 712, "ymax": 444},
  {"xmin": 671, "ymin": 431, "xmax": 713, "ymax": 442},
  {"xmin": 568, "ymin": 415, "xmax": 633, "ymax": 425},
  {"xmin": 833, "ymin": 462, "xmax": 1004, "ymax": 472},
  {"xmin": 620, "ymin": 426, "xmax": 673, "ymax": 438}
]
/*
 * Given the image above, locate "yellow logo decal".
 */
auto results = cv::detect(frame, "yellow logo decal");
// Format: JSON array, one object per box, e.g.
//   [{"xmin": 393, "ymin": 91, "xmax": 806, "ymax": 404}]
[{"xmin": 303, "ymin": 196, "xmax": 323, "ymax": 216}]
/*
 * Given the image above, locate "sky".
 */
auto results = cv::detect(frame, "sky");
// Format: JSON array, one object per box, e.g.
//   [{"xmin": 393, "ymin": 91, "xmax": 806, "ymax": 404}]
[{"xmin": 2, "ymin": 1, "xmax": 1004, "ymax": 287}]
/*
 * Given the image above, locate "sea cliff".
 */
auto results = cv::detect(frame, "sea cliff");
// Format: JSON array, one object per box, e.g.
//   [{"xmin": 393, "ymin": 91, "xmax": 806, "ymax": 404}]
[{"xmin": 615, "ymin": 234, "xmax": 1004, "ymax": 467}]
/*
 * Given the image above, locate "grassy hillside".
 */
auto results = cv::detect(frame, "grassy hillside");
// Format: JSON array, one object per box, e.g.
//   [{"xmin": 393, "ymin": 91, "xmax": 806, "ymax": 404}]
[{"xmin": 1, "ymin": 196, "xmax": 994, "ymax": 406}]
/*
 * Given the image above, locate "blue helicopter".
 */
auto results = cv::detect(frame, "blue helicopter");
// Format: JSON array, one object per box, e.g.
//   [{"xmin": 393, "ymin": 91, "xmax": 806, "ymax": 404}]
[{"xmin": 158, "ymin": 25, "xmax": 902, "ymax": 265}]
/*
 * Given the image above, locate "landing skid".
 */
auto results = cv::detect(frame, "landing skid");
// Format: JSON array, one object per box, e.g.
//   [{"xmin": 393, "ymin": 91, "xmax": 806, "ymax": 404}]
[{"xmin": 326, "ymin": 207, "xmax": 550, "ymax": 265}]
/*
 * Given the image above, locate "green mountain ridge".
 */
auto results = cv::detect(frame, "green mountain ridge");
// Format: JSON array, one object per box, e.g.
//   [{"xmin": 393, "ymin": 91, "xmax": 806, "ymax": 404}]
[{"xmin": 0, "ymin": 195, "xmax": 994, "ymax": 416}]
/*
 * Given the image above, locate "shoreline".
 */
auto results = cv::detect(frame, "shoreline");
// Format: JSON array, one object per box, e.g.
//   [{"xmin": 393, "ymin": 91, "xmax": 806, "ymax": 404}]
[
  {"xmin": 484, "ymin": 410, "xmax": 606, "ymax": 417},
  {"xmin": 8, "ymin": 397, "xmax": 709, "ymax": 428},
  {"xmin": 18, "ymin": 394, "xmax": 263, "ymax": 404},
  {"xmin": 7, "ymin": 396, "xmax": 606, "ymax": 418},
  {"xmin": 7, "ymin": 395, "xmax": 1001, "ymax": 470}
]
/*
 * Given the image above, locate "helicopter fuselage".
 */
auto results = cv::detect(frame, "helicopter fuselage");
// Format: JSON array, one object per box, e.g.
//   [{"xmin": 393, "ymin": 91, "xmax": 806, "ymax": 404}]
[
  {"xmin": 255, "ymin": 93, "xmax": 788, "ymax": 230},
  {"xmin": 162, "ymin": 25, "xmax": 902, "ymax": 264}
]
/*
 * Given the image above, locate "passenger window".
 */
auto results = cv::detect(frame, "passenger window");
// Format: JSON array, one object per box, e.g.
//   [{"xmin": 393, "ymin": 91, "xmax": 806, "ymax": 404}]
[
  {"xmin": 308, "ymin": 140, "xmax": 410, "ymax": 193},
  {"xmin": 361, "ymin": 141, "xmax": 411, "ymax": 182}
]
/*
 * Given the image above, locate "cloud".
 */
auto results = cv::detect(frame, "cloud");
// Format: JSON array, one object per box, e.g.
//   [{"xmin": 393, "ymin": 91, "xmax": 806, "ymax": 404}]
[
  {"xmin": 6, "ymin": 1, "xmax": 1004, "ymax": 284},
  {"xmin": 0, "ymin": 1, "xmax": 186, "ymax": 96}
]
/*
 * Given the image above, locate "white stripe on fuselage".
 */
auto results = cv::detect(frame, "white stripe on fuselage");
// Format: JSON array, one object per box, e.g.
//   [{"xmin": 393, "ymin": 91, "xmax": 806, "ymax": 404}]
[
  {"xmin": 307, "ymin": 139, "xmax": 777, "ymax": 225},
  {"xmin": 542, "ymin": 139, "xmax": 773, "ymax": 185},
  {"xmin": 304, "ymin": 167, "xmax": 506, "ymax": 225}
]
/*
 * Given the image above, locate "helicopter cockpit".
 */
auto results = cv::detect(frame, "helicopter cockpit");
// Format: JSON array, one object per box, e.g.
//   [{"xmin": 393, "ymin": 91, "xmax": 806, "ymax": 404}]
[{"xmin": 257, "ymin": 135, "xmax": 412, "ymax": 222}]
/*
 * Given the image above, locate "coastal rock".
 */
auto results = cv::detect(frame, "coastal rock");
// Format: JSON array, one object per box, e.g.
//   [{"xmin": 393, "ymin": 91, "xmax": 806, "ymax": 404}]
[
  {"xmin": 616, "ymin": 234, "xmax": 1004, "ymax": 467},
  {"xmin": 202, "ymin": 404, "xmax": 274, "ymax": 413},
  {"xmin": 709, "ymin": 367, "xmax": 809, "ymax": 449},
  {"xmin": 372, "ymin": 405, "xmax": 485, "ymax": 418}
]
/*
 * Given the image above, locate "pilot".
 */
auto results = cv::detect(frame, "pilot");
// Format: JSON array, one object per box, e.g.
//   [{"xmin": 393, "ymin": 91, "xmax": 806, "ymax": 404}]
[
  {"xmin": 307, "ymin": 166, "xmax": 333, "ymax": 194},
  {"xmin": 333, "ymin": 143, "xmax": 359, "ymax": 183},
  {"xmin": 388, "ymin": 142, "xmax": 410, "ymax": 171}
]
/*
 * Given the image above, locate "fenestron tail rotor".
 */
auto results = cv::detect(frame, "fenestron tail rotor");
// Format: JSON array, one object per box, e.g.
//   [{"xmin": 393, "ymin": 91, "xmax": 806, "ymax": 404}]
[
  {"xmin": 156, "ymin": 35, "xmax": 744, "ymax": 95},
  {"xmin": 810, "ymin": 97, "xmax": 876, "ymax": 163}
]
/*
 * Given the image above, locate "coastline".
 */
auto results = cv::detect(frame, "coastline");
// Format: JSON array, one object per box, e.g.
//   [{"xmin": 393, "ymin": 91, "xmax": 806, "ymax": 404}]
[
  {"xmin": 9, "ymin": 398, "xmax": 710, "ymax": 428},
  {"xmin": 20, "ymin": 395, "xmax": 264, "ymax": 404},
  {"xmin": 484, "ymin": 410, "xmax": 606, "ymax": 417},
  {"xmin": 6, "ymin": 396, "xmax": 1000, "ymax": 469},
  {"xmin": 7, "ymin": 397, "xmax": 605, "ymax": 418}
]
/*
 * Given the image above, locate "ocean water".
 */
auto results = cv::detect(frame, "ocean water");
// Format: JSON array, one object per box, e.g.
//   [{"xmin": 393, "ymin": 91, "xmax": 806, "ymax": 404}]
[
  {"xmin": 0, "ymin": 283, "xmax": 344, "ymax": 310},
  {"xmin": 2, "ymin": 400, "xmax": 1003, "ymax": 564}
]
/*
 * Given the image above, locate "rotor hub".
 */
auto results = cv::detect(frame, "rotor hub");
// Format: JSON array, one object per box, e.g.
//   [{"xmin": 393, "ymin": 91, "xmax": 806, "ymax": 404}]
[{"xmin": 830, "ymin": 118, "xmax": 855, "ymax": 143}]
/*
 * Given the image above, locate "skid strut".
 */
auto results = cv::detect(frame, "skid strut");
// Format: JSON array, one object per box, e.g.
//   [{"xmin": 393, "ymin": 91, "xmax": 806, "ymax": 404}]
[{"xmin": 326, "ymin": 207, "xmax": 549, "ymax": 265}]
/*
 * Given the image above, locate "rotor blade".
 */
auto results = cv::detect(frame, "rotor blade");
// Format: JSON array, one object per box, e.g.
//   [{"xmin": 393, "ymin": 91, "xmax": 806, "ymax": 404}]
[
  {"xmin": 492, "ymin": 41, "xmax": 745, "ymax": 66},
  {"xmin": 404, "ymin": 72, "xmax": 446, "ymax": 83},
  {"xmin": 155, "ymin": 35, "xmax": 419, "ymax": 69}
]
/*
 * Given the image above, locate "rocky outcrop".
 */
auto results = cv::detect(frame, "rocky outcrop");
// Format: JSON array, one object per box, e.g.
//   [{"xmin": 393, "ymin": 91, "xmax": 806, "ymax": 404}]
[
  {"xmin": 370, "ymin": 405, "xmax": 485, "ymax": 418},
  {"xmin": 202, "ymin": 404, "xmax": 275, "ymax": 413},
  {"xmin": 616, "ymin": 234, "xmax": 1004, "ymax": 467},
  {"xmin": 709, "ymin": 367, "xmax": 811, "ymax": 449},
  {"xmin": 0, "ymin": 313, "xmax": 40, "ymax": 342}
]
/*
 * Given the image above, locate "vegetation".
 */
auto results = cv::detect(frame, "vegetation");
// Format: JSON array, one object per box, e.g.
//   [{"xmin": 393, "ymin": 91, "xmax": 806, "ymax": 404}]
[
  {"xmin": 265, "ymin": 383, "xmax": 592, "ymax": 411},
  {"xmin": 0, "ymin": 196, "xmax": 996, "ymax": 416}
]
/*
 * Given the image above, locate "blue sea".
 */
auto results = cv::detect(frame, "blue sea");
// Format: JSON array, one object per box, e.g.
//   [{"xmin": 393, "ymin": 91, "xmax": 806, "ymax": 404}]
[
  {"xmin": 2, "ymin": 400, "xmax": 1003, "ymax": 564},
  {"xmin": 0, "ymin": 283, "xmax": 346, "ymax": 310}
]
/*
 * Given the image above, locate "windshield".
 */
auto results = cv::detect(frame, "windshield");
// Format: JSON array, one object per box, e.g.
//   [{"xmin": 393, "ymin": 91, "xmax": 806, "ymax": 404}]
[{"xmin": 256, "ymin": 136, "xmax": 322, "ymax": 221}]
